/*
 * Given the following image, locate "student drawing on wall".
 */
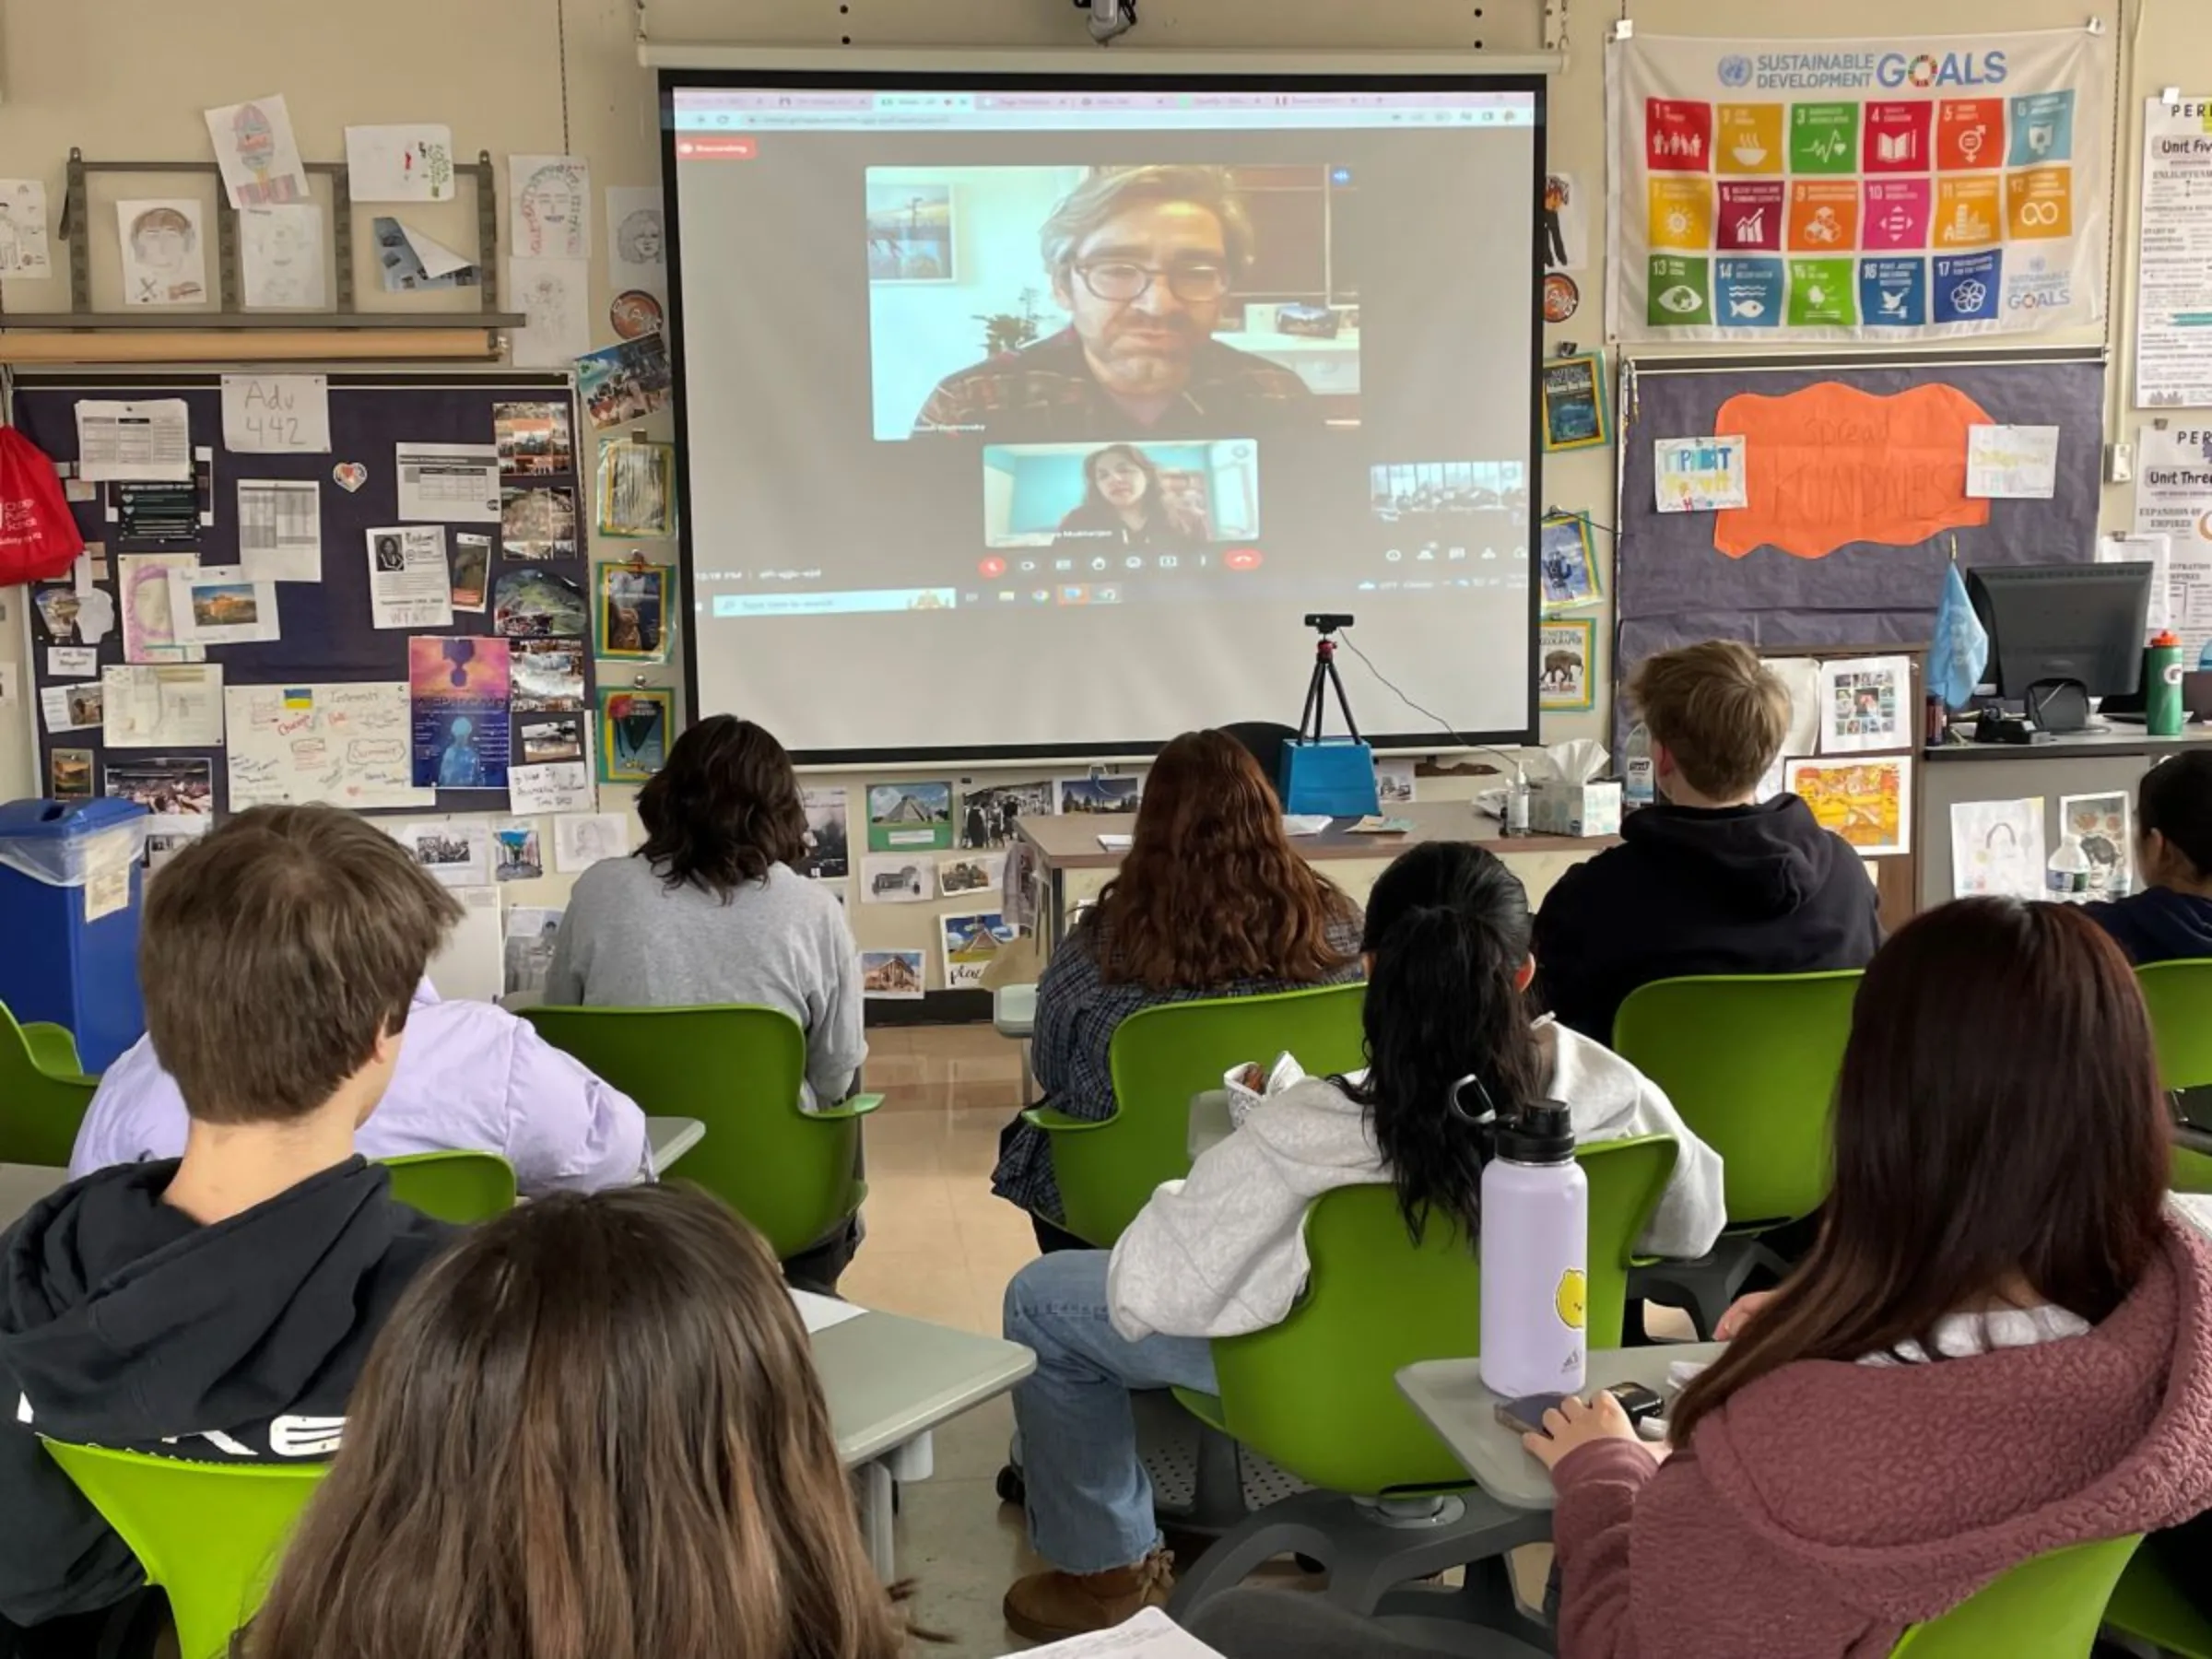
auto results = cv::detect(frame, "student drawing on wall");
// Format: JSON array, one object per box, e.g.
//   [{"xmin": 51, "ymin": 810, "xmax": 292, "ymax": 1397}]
[
  {"xmin": 438, "ymin": 716, "xmax": 485, "ymax": 789},
  {"xmin": 128, "ymin": 206, "xmax": 203, "ymax": 305},
  {"xmin": 615, "ymin": 207, "xmax": 664, "ymax": 267},
  {"xmin": 1542, "ymin": 174, "xmax": 1571, "ymax": 271}
]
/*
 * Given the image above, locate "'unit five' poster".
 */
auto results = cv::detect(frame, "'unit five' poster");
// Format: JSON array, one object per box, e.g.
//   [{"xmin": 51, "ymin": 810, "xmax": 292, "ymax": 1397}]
[{"xmin": 1607, "ymin": 29, "xmax": 2112, "ymax": 342}]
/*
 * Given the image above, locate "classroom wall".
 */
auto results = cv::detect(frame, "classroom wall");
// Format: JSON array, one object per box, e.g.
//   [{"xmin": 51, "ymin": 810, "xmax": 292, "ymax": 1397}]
[{"xmin": 0, "ymin": 0, "xmax": 2205, "ymax": 984}]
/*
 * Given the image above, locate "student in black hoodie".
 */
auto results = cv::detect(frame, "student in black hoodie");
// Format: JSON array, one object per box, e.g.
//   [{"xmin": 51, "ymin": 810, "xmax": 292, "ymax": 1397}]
[
  {"xmin": 0, "ymin": 805, "xmax": 463, "ymax": 1659},
  {"xmin": 1534, "ymin": 641, "xmax": 1884, "ymax": 1043},
  {"xmin": 2087, "ymin": 749, "xmax": 2212, "ymax": 964}
]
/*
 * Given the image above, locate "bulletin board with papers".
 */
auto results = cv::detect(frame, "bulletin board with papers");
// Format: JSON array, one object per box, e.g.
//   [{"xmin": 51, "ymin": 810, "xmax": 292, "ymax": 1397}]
[{"xmin": 13, "ymin": 371, "xmax": 597, "ymax": 832}]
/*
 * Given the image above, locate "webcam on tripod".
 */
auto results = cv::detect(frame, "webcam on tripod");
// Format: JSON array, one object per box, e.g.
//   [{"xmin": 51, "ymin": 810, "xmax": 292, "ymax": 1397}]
[{"xmin": 1304, "ymin": 612, "xmax": 1355, "ymax": 634}]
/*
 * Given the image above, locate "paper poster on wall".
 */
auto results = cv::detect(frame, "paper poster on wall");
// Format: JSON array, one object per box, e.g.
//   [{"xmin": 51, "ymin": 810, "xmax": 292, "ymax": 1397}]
[
  {"xmin": 1760, "ymin": 657, "xmax": 1824, "ymax": 760},
  {"xmin": 117, "ymin": 202, "xmax": 207, "ymax": 307},
  {"xmin": 345, "ymin": 124, "xmax": 455, "ymax": 203},
  {"xmin": 1950, "ymin": 796, "xmax": 2046, "ymax": 899},
  {"xmin": 1817, "ymin": 655, "xmax": 1912, "ymax": 753},
  {"xmin": 428, "ymin": 887, "xmax": 504, "ymax": 1005},
  {"xmin": 225, "ymin": 682, "xmax": 433, "ymax": 811},
  {"xmin": 553, "ymin": 812, "xmax": 629, "ymax": 873},
  {"xmin": 1653, "ymin": 436, "xmax": 1747, "ymax": 512},
  {"xmin": 168, "ymin": 565, "xmax": 280, "ymax": 645},
  {"xmin": 0, "ymin": 181, "xmax": 53, "ymax": 277},
  {"xmin": 237, "ymin": 480, "xmax": 322, "ymax": 582},
  {"xmin": 222, "ymin": 374, "xmax": 331, "ymax": 453},
  {"xmin": 102, "ymin": 664, "xmax": 224, "ymax": 748},
  {"xmin": 408, "ymin": 636, "xmax": 511, "ymax": 790},
  {"xmin": 509, "ymin": 258, "xmax": 592, "ymax": 368},
  {"xmin": 1785, "ymin": 755, "xmax": 1911, "ymax": 856},
  {"xmin": 504, "ymin": 907, "xmax": 565, "ymax": 997},
  {"xmin": 941, "ymin": 912, "xmax": 1018, "ymax": 990},
  {"xmin": 76, "ymin": 399, "xmax": 191, "ymax": 481},
  {"xmin": 862, "ymin": 949, "xmax": 926, "ymax": 1000},
  {"xmin": 2132, "ymin": 428, "xmax": 2212, "ymax": 668},
  {"xmin": 800, "ymin": 788, "xmax": 851, "ymax": 879},
  {"xmin": 368, "ymin": 526, "xmax": 454, "ymax": 629},
  {"xmin": 396, "ymin": 441, "xmax": 501, "ymax": 523},
  {"xmin": 117, "ymin": 552, "xmax": 206, "ymax": 663},
  {"xmin": 240, "ymin": 205, "xmax": 325, "ymax": 308},
  {"xmin": 1607, "ymin": 29, "xmax": 2112, "ymax": 344},
  {"xmin": 861, "ymin": 853, "xmax": 935, "ymax": 903},
  {"xmin": 494, "ymin": 821, "xmax": 544, "ymax": 882},
  {"xmin": 1541, "ymin": 171, "xmax": 1588, "ymax": 272},
  {"xmin": 103, "ymin": 757, "xmax": 214, "ymax": 828},
  {"xmin": 606, "ymin": 185, "xmax": 666, "ymax": 300},
  {"xmin": 204, "ymin": 95, "xmax": 308, "ymax": 206},
  {"xmin": 1964, "ymin": 425, "xmax": 2059, "ymax": 499},
  {"xmin": 373, "ymin": 217, "xmax": 477, "ymax": 290},
  {"xmin": 958, "ymin": 780, "xmax": 1055, "ymax": 848},
  {"xmin": 393, "ymin": 821, "xmax": 492, "ymax": 888},
  {"xmin": 510, "ymin": 157, "xmax": 591, "ymax": 259},
  {"xmin": 2135, "ymin": 97, "xmax": 2212, "ymax": 407},
  {"xmin": 2059, "ymin": 791, "xmax": 2133, "ymax": 900},
  {"xmin": 508, "ymin": 761, "xmax": 594, "ymax": 814},
  {"xmin": 868, "ymin": 781, "xmax": 955, "ymax": 851}
]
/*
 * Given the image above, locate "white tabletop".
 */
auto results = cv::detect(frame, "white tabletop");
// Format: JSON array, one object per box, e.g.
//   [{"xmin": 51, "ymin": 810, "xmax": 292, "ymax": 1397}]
[
  {"xmin": 0, "ymin": 1164, "xmax": 68, "ymax": 1230},
  {"xmin": 814, "ymin": 1305, "xmax": 1035, "ymax": 1465},
  {"xmin": 1397, "ymin": 1343, "xmax": 1724, "ymax": 1510},
  {"xmin": 645, "ymin": 1115, "xmax": 705, "ymax": 1171}
]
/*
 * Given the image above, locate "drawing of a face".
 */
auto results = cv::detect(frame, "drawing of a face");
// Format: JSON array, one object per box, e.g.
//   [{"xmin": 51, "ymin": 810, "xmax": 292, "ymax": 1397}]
[
  {"xmin": 617, "ymin": 209, "xmax": 663, "ymax": 264},
  {"xmin": 523, "ymin": 166, "xmax": 584, "ymax": 248},
  {"xmin": 131, "ymin": 571, "xmax": 174, "ymax": 632},
  {"xmin": 131, "ymin": 209, "xmax": 195, "ymax": 273}
]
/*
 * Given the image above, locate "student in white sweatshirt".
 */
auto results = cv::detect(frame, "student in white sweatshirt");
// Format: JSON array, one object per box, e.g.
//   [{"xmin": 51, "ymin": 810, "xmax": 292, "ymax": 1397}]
[{"xmin": 998, "ymin": 841, "xmax": 1726, "ymax": 1642}]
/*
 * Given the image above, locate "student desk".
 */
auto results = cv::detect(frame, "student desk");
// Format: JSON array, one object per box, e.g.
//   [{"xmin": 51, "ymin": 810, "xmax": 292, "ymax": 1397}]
[
  {"xmin": 1019, "ymin": 804, "xmax": 1618, "ymax": 956},
  {"xmin": 1397, "ymin": 1344, "xmax": 1725, "ymax": 1511},
  {"xmin": 1918, "ymin": 726, "xmax": 2212, "ymax": 911},
  {"xmin": 814, "ymin": 1307, "xmax": 1035, "ymax": 1578},
  {"xmin": 644, "ymin": 1114, "xmax": 704, "ymax": 1171},
  {"xmin": 0, "ymin": 1162, "xmax": 67, "ymax": 1230}
]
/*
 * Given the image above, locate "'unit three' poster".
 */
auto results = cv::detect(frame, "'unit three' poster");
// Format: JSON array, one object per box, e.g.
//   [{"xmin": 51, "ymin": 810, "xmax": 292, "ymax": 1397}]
[{"xmin": 1607, "ymin": 28, "xmax": 2111, "ymax": 342}]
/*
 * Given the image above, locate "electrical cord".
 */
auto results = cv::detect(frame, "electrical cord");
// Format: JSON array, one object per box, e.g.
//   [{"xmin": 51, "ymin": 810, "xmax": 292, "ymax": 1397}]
[{"xmin": 1335, "ymin": 627, "xmax": 1530, "ymax": 780}]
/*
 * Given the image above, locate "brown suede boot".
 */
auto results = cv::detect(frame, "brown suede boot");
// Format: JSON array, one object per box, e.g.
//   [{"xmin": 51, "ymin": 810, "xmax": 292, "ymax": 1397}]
[{"xmin": 1002, "ymin": 1549, "xmax": 1175, "ymax": 1641}]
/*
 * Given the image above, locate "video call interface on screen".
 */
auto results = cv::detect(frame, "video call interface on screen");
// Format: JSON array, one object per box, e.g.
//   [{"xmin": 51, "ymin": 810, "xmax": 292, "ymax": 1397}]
[{"xmin": 668, "ymin": 85, "xmax": 1540, "ymax": 624}]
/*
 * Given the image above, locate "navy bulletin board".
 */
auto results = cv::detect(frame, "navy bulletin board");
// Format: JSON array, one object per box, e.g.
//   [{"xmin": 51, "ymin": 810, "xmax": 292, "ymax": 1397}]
[{"xmin": 12, "ymin": 371, "xmax": 592, "ymax": 815}]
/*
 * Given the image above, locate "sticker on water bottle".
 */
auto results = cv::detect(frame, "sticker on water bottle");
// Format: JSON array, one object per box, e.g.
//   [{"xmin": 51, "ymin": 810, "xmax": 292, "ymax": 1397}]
[
  {"xmin": 2165, "ymin": 663, "xmax": 2187, "ymax": 688},
  {"xmin": 1556, "ymin": 1267, "xmax": 1587, "ymax": 1332}
]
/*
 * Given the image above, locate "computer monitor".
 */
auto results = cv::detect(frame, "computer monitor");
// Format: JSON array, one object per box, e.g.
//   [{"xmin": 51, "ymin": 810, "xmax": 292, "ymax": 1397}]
[{"xmin": 1965, "ymin": 561, "xmax": 2153, "ymax": 731}]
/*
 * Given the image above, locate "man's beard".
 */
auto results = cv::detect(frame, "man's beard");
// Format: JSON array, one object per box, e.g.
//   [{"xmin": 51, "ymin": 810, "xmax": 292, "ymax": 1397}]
[{"xmin": 1094, "ymin": 320, "xmax": 1201, "ymax": 391}]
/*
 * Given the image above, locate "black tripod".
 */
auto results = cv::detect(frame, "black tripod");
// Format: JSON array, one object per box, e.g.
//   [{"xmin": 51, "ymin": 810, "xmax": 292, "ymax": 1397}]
[{"xmin": 1298, "ymin": 631, "xmax": 1363, "ymax": 745}]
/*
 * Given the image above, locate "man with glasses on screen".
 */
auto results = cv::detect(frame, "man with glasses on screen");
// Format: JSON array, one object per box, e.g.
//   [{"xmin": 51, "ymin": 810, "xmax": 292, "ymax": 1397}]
[{"xmin": 912, "ymin": 165, "xmax": 1320, "ymax": 439}]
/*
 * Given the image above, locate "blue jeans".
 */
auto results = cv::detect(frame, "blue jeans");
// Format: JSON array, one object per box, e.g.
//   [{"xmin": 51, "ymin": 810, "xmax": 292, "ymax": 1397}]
[{"xmin": 1003, "ymin": 1249, "xmax": 1218, "ymax": 1574}]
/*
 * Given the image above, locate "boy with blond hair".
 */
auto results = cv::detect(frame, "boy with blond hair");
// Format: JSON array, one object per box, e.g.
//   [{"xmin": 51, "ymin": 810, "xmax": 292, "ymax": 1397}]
[{"xmin": 1534, "ymin": 641, "xmax": 1882, "ymax": 1041}]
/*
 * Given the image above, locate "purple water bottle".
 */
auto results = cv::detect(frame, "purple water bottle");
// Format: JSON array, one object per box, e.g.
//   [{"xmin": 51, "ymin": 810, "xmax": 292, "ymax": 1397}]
[{"xmin": 1478, "ymin": 1100, "xmax": 1588, "ymax": 1399}]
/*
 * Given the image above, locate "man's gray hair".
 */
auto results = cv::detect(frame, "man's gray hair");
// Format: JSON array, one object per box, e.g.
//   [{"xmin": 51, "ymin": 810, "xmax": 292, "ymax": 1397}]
[{"xmin": 1039, "ymin": 166, "xmax": 1255, "ymax": 280}]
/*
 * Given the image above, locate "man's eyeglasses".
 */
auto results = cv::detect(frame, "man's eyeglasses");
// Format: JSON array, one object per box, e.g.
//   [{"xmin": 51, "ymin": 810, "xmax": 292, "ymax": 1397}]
[{"xmin": 1073, "ymin": 260, "xmax": 1231, "ymax": 303}]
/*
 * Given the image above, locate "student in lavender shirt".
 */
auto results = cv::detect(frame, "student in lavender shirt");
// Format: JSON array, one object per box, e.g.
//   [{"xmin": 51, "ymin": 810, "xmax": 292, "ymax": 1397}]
[{"xmin": 71, "ymin": 981, "xmax": 651, "ymax": 1194}]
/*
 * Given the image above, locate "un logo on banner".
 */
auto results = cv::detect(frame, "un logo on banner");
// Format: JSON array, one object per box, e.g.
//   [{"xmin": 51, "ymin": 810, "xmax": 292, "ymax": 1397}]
[{"xmin": 1718, "ymin": 55, "xmax": 1754, "ymax": 88}]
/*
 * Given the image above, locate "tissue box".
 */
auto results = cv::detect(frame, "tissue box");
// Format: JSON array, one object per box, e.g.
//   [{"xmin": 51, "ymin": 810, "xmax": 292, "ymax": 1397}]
[{"xmin": 1531, "ymin": 778, "xmax": 1623, "ymax": 839}]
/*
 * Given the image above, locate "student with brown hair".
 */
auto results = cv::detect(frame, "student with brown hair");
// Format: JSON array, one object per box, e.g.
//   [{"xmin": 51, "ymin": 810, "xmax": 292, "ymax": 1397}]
[
  {"xmin": 0, "ymin": 806, "xmax": 462, "ymax": 1659},
  {"xmin": 1530, "ymin": 900, "xmax": 2212, "ymax": 1657},
  {"xmin": 992, "ymin": 728, "xmax": 1364, "ymax": 1249},
  {"xmin": 1533, "ymin": 640, "xmax": 1882, "ymax": 1041},
  {"xmin": 241, "ymin": 1187, "xmax": 907, "ymax": 1659},
  {"xmin": 544, "ymin": 714, "xmax": 865, "ymax": 1112}
]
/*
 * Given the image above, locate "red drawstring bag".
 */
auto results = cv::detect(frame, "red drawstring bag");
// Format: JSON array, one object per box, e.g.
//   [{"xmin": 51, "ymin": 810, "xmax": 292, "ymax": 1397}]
[{"xmin": 0, "ymin": 427, "xmax": 86, "ymax": 585}]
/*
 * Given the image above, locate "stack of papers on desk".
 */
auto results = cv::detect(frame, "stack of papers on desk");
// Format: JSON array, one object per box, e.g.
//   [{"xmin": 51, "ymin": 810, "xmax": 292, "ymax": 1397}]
[
  {"xmin": 1281, "ymin": 815, "xmax": 1333, "ymax": 836},
  {"xmin": 1007, "ymin": 1609, "xmax": 1225, "ymax": 1657},
  {"xmin": 1098, "ymin": 833, "xmax": 1134, "ymax": 852}
]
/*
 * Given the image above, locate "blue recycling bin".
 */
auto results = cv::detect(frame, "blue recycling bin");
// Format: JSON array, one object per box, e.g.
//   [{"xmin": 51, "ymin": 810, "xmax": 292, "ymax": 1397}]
[{"xmin": 0, "ymin": 797, "xmax": 150, "ymax": 1074}]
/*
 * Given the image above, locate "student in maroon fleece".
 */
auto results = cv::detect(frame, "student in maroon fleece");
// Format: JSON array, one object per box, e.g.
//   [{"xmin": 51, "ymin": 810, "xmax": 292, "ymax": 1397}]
[
  {"xmin": 1530, "ymin": 898, "xmax": 2212, "ymax": 1659},
  {"xmin": 2086, "ymin": 748, "xmax": 2212, "ymax": 965},
  {"xmin": 1534, "ymin": 641, "xmax": 1882, "ymax": 1043}
]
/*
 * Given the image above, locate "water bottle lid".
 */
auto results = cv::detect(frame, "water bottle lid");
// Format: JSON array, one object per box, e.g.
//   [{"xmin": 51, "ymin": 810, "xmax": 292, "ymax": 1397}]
[
  {"xmin": 2154, "ymin": 629, "xmax": 2181, "ymax": 648},
  {"xmin": 1495, "ymin": 1100, "xmax": 1575, "ymax": 1162}
]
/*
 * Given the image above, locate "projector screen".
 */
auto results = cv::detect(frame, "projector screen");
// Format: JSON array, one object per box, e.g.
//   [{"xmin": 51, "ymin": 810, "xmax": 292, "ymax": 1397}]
[{"xmin": 662, "ymin": 70, "xmax": 1544, "ymax": 761}]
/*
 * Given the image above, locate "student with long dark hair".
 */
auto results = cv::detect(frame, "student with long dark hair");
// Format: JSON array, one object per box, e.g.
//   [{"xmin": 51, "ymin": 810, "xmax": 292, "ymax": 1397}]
[
  {"xmin": 240, "ymin": 1187, "xmax": 908, "ymax": 1659},
  {"xmin": 997, "ymin": 841, "xmax": 1723, "ymax": 1641},
  {"xmin": 1532, "ymin": 899, "xmax": 2212, "ymax": 1657},
  {"xmin": 1053, "ymin": 444, "xmax": 1204, "ymax": 548},
  {"xmin": 994, "ymin": 730, "xmax": 1364, "ymax": 1248},
  {"xmin": 2087, "ymin": 748, "xmax": 2212, "ymax": 963}
]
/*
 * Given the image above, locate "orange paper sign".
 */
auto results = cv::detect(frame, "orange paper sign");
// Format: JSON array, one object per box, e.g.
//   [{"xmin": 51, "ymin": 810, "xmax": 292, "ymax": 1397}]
[{"xmin": 1712, "ymin": 381, "xmax": 1993, "ymax": 560}]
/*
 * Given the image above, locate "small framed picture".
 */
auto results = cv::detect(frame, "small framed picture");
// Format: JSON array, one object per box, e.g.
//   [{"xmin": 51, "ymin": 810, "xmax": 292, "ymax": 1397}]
[
  {"xmin": 865, "ymin": 178, "xmax": 956, "ymax": 283},
  {"xmin": 1538, "ymin": 618, "xmax": 1597, "ymax": 712},
  {"xmin": 597, "ymin": 687, "xmax": 673, "ymax": 783},
  {"xmin": 1540, "ymin": 352, "xmax": 1609, "ymax": 453},
  {"xmin": 1537, "ymin": 512, "xmax": 1604, "ymax": 614},
  {"xmin": 596, "ymin": 560, "xmax": 670, "ymax": 662}
]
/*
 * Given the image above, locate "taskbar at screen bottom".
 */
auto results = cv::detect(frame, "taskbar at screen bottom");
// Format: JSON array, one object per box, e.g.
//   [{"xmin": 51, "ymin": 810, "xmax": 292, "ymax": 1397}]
[{"xmin": 703, "ymin": 570, "xmax": 1527, "ymax": 618}]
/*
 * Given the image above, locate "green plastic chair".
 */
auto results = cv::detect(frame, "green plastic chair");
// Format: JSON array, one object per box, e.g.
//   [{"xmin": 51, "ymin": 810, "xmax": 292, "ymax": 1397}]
[
  {"xmin": 1024, "ymin": 982, "xmax": 1367, "ymax": 1248},
  {"xmin": 0, "ymin": 1002, "xmax": 100, "ymax": 1168},
  {"xmin": 1165, "ymin": 1135, "xmax": 1678, "ymax": 1630},
  {"xmin": 40, "ymin": 1440, "xmax": 325, "ymax": 1659},
  {"xmin": 1613, "ymin": 971, "xmax": 1862, "ymax": 1337},
  {"xmin": 379, "ymin": 1148, "xmax": 517, "ymax": 1223},
  {"xmin": 1889, "ymin": 1535, "xmax": 2142, "ymax": 1656},
  {"xmin": 2105, "ymin": 1549, "xmax": 2212, "ymax": 1659},
  {"xmin": 2136, "ymin": 959, "xmax": 2212, "ymax": 1194},
  {"xmin": 518, "ymin": 1005, "xmax": 880, "ymax": 1260}
]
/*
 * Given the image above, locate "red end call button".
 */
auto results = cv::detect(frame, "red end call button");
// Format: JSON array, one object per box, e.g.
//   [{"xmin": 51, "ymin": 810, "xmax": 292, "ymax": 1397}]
[
  {"xmin": 979, "ymin": 557, "xmax": 1007, "ymax": 578},
  {"xmin": 1224, "ymin": 547, "xmax": 1263, "ymax": 571}
]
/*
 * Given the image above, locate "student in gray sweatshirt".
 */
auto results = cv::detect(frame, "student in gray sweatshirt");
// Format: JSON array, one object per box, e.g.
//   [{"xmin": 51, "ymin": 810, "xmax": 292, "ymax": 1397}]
[
  {"xmin": 542, "ymin": 716, "xmax": 865, "ymax": 1287},
  {"xmin": 998, "ymin": 841, "xmax": 1724, "ymax": 1643}
]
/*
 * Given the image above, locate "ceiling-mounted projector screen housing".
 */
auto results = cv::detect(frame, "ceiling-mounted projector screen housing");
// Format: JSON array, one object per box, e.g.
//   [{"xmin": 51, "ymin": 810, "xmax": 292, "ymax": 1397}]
[{"xmin": 663, "ymin": 67, "xmax": 1546, "ymax": 762}]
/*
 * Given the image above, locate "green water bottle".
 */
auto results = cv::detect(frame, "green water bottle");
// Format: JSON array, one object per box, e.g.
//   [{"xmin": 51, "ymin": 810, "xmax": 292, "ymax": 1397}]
[{"xmin": 2148, "ymin": 629, "xmax": 2186, "ymax": 736}]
